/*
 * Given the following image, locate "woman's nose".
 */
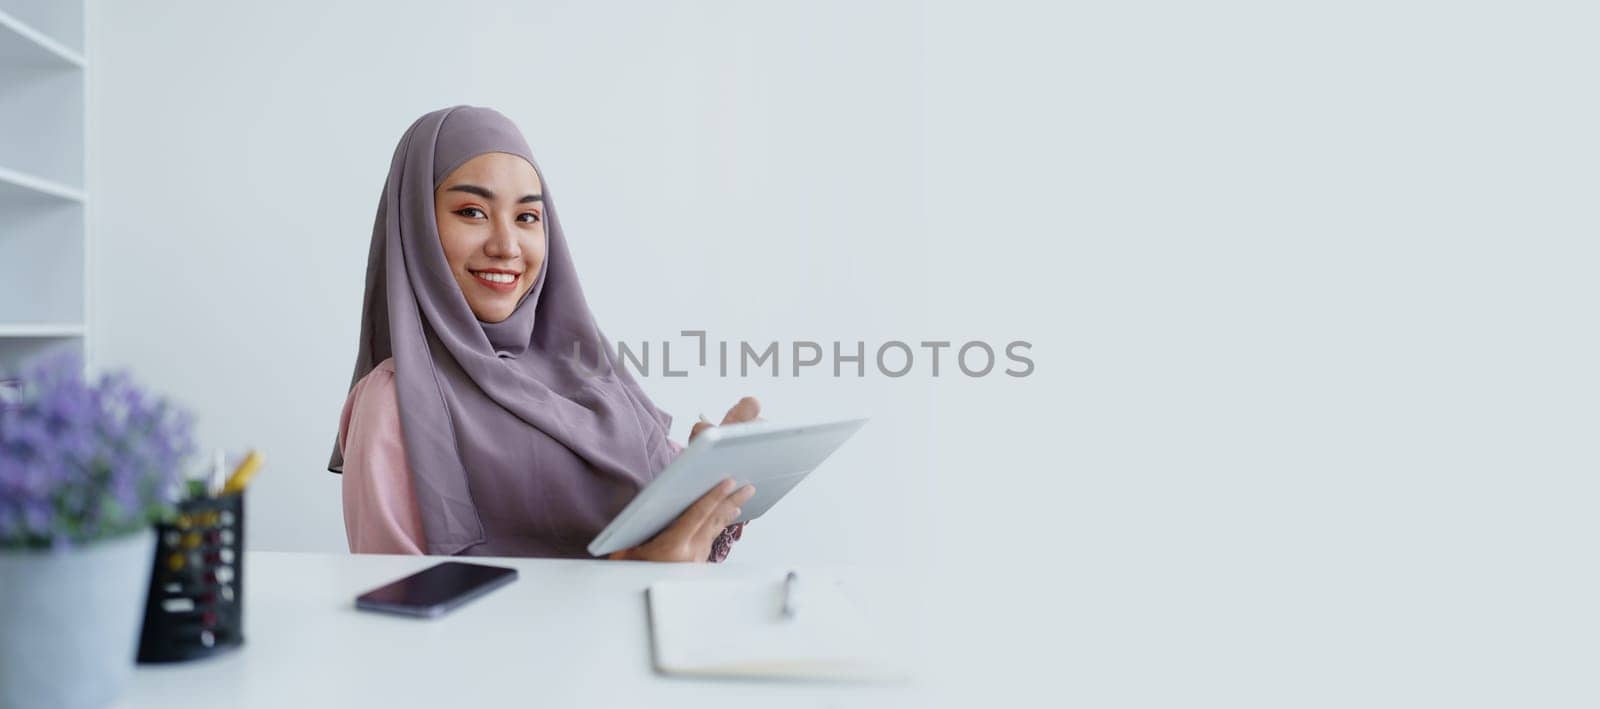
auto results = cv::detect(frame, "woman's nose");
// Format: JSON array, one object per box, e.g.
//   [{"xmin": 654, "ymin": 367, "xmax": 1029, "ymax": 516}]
[{"xmin": 483, "ymin": 219, "xmax": 522, "ymax": 259}]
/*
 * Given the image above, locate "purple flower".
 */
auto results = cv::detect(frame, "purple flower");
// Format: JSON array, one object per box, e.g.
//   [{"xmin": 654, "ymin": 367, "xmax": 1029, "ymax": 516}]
[{"xmin": 0, "ymin": 353, "xmax": 194, "ymax": 550}]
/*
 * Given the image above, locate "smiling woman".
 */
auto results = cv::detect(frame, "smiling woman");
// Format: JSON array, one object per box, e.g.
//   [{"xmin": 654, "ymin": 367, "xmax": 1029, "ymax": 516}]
[{"xmin": 329, "ymin": 106, "xmax": 757, "ymax": 562}]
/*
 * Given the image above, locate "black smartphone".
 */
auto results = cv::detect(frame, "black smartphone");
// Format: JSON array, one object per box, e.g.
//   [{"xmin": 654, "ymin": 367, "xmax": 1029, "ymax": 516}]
[{"xmin": 354, "ymin": 562, "xmax": 518, "ymax": 618}]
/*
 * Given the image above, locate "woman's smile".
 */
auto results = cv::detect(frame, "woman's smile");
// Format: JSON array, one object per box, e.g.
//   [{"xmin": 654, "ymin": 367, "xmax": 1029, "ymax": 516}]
[{"xmin": 469, "ymin": 268, "xmax": 521, "ymax": 292}]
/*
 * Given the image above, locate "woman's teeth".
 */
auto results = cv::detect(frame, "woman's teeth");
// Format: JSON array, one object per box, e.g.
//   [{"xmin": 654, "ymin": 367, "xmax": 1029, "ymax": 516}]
[{"xmin": 472, "ymin": 271, "xmax": 516, "ymax": 284}]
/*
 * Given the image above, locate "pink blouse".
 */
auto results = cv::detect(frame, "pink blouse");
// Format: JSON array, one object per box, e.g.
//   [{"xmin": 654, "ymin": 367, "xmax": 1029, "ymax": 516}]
[{"xmin": 337, "ymin": 358, "xmax": 741, "ymax": 560}]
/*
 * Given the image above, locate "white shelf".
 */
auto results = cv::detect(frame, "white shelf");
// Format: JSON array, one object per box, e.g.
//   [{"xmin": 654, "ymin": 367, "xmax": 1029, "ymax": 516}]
[
  {"xmin": 0, "ymin": 7, "xmax": 84, "ymax": 68},
  {"xmin": 0, "ymin": 163, "xmax": 85, "ymax": 202},
  {"xmin": 1, "ymin": 0, "xmax": 87, "ymax": 371},
  {"xmin": 0, "ymin": 323, "xmax": 83, "ymax": 337}
]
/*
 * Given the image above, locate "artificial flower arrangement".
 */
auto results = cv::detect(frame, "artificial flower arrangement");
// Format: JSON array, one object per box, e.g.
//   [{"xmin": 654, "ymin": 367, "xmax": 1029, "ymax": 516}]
[{"xmin": 0, "ymin": 352, "xmax": 194, "ymax": 548}]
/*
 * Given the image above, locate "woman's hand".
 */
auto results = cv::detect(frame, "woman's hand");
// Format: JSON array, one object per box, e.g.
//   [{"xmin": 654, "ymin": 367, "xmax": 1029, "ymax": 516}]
[
  {"xmin": 690, "ymin": 395, "xmax": 763, "ymax": 439},
  {"xmin": 607, "ymin": 397, "xmax": 763, "ymax": 563},
  {"xmin": 607, "ymin": 478, "xmax": 754, "ymax": 562}
]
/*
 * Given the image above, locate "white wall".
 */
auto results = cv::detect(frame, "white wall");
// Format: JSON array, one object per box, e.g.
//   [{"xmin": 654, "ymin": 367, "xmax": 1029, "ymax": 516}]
[
  {"xmin": 917, "ymin": 2, "xmax": 1598, "ymax": 705},
  {"xmin": 88, "ymin": 0, "xmax": 1598, "ymax": 705}
]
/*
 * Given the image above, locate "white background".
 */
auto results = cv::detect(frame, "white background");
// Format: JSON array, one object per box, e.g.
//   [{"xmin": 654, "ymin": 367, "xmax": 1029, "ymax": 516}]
[{"xmin": 87, "ymin": 1, "xmax": 1595, "ymax": 705}]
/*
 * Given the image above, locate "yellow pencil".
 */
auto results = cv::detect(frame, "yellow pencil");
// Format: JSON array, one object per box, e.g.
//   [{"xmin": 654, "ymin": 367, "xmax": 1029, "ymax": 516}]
[{"xmin": 222, "ymin": 450, "xmax": 263, "ymax": 495}]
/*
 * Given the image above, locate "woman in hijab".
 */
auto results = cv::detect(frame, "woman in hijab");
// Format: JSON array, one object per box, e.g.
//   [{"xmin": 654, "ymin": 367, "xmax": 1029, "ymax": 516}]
[{"xmin": 330, "ymin": 106, "xmax": 757, "ymax": 562}]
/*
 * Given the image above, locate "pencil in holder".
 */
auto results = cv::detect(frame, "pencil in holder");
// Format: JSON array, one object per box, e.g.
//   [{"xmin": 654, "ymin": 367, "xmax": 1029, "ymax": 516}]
[{"xmin": 136, "ymin": 492, "xmax": 245, "ymax": 663}]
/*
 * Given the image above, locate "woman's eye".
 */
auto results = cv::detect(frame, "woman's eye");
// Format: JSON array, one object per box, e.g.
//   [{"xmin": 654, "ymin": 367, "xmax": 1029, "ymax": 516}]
[
  {"xmin": 455, "ymin": 207, "xmax": 486, "ymax": 219},
  {"xmin": 518, "ymin": 212, "xmax": 542, "ymax": 224}
]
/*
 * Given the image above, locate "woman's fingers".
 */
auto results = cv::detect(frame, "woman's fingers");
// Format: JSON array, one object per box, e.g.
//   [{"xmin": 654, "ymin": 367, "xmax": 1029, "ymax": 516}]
[
  {"xmin": 722, "ymin": 396, "xmax": 761, "ymax": 425},
  {"xmin": 626, "ymin": 483, "xmax": 755, "ymax": 562},
  {"xmin": 690, "ymin": 483, "xmax": 755, "ymax": 549},
  {"xmin": 692, "ymin": 397, "xmax": 759, "ymax": 442},
  {"xmin": 647, "ymin": 397, "xmax": 762, "ymax": 560},
  {"xmin": 669, "ymin": 478, "xmax": 739, "ymax": 539},
  {"xmin": 689, "ymin": 420, "xmax": 714, "ymax": 442}
]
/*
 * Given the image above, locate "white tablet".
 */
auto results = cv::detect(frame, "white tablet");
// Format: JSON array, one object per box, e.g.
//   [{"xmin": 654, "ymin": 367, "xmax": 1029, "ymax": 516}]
[{"xmin": 587, "ymin": 416, "xmax": 868, "ymax": 557}]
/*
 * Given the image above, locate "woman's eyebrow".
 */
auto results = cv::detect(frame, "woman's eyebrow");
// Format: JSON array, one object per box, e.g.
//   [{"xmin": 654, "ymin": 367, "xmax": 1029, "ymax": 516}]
[{"xmin": 446, "ymin": 184, "xmax": 543, "ymax": 203}]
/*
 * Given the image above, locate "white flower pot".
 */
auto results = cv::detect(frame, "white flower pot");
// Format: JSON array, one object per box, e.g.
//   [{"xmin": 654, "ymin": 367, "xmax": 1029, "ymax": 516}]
[{"xmin": 0, "ymin": 529, "xmax": 156, "ymax": 709}]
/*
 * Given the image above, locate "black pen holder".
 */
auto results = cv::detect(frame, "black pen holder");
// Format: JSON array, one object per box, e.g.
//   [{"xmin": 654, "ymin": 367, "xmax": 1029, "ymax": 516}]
[{"xmin": 136, "ymin": 492, "xmax": 246, "ymax": 663}]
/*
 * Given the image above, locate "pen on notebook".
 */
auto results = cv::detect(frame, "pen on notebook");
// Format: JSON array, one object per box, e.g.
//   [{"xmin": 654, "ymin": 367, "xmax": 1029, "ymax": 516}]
[{"xmin": 780, "ymin": 570, "xmax": 799, "ymax": 620}]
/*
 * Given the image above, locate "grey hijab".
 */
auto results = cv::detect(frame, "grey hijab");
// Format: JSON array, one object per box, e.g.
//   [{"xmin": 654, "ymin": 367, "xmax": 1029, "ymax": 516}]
[{"xmin": 329, "ymin": 105, "xmax": 675, "ymax": 556}]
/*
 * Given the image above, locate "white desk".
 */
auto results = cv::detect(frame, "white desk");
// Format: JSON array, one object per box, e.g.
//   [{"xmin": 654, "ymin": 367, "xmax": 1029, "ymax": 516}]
[{"xmin": 118, "ymin": 552, "xmax": 922, "ymax": 708}]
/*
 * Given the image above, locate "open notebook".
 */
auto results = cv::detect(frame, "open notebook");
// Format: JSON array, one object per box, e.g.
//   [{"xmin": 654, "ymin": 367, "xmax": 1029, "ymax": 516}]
[{"xmin": 644, "ymin": 573, "xmax": 907, "ymax": 681}]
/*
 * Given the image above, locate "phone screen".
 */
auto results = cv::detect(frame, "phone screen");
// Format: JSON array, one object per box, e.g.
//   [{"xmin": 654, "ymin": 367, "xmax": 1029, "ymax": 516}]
[{"xmin": 355, "ymin": 562, "xmax": 517, "ymax": 617}]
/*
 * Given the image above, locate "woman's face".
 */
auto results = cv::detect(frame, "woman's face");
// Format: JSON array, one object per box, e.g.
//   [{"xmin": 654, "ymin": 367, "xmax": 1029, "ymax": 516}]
[{"xmin": 433, "ymin": 152, "xmax": 547, "ymax": 323}]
